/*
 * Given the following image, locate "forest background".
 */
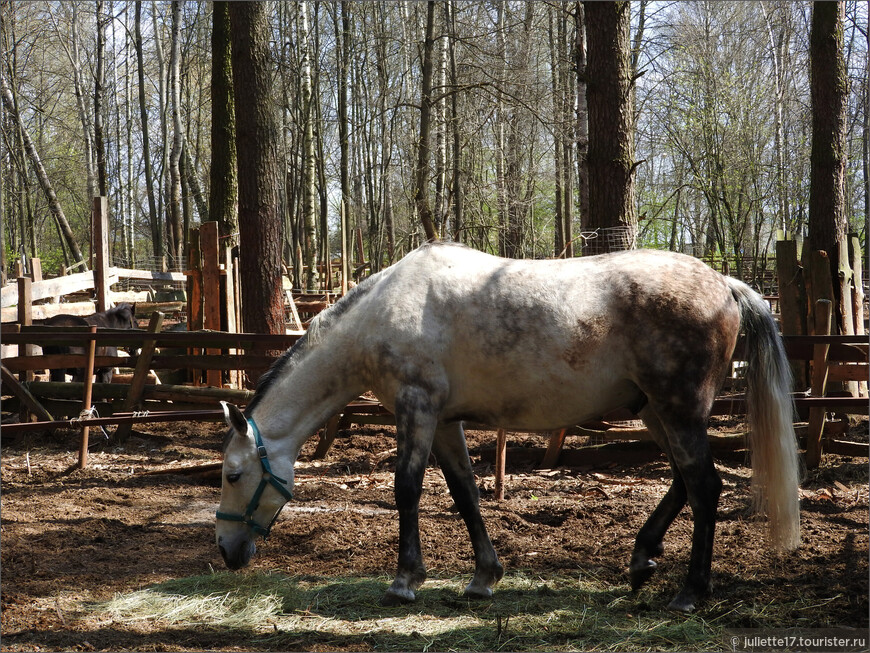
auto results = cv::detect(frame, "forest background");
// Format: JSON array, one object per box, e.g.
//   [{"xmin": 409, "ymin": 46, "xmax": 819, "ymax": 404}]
[{"xmin": 1, "ymin": 1, "xmax": 868, "ymax": 291}]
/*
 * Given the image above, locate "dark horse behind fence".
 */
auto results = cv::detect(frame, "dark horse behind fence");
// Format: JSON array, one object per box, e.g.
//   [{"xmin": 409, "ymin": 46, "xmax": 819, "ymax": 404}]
[
  {"xmin": 215, "ymin": 243, "xmax": 800, "ymax": 613},
  {"xmin": 43, "ymin": 303, "xmax": 138, "ymax": 383}
]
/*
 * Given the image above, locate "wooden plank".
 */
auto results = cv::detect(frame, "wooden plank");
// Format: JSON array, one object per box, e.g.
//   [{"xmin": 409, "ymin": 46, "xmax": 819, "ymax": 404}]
[
  {"xmin": 114, "ymin": 312, "xmax": 165, "ymax": 443},
  {"xmin": 187, "ymin": 227, "xmax": 203, "ymax": 386},
  {"xmin": 0, "ymin": 363, "xmax": 53, "ymax": 422},
  {"xmin": 2, "ymin": 270, "xmax": 96, "ymax": 308},
  {"xmin": 224, "ymin": 244, "xmax": 240, "ymax": 388},
  {"xmin": 26, "ymin": 380, "xmax": 254, "ymax": 404},
  {"xmin": 1, "ymin": 328, "xmax": 301, "ymax": 350},
  {"xmin": 837, "ymin": 238, "xmax": 858, "ymax": 397},
  {"xmin": 539, "ymin": 428, "xmax": 567, "ymax": 469},
  {"xmin": 77, "ymin": 325, "xmax": 98, "ymax": 468},
  {"xmin": 312, "ymin": 414, "xmax": 343, "ymax": 459},
  {"xmin": 109, "ymin": 266, "xmax": 187, "ymax": 283},
  {"xmin": 803, "ymin": 248, "xmax": 835, "ymax": 329},
  {"xmin": 494, "ymin": 428, "xmax": 507, "ymax": 501},
  {"xmin": 17, "ymin": 277, "xmax": 33, "ymax": 386},
  {"xmin": 201, "ymin": 222, "xmax": 222, "ymax": 388},
  {"xmin": 849, "ymin": 234, "xmax": 866, "ymax": 397},
  {"xmin": 30, "ymin": 258, "xmax": 42, "ymax": 282},
  {"xmin": 3, "ymin": 354, "xmax": 134, "ymax": 372},
  {"xmin": 775, "ymin": 239, "xmax": 808, "ymax": 387},
  {"xmin": 827, "ymin": 364, "xmax": 870, "ymax": 383},
  {"xmin": 806, "ymin": 299, "xmax": 832, "ymax": 469}
]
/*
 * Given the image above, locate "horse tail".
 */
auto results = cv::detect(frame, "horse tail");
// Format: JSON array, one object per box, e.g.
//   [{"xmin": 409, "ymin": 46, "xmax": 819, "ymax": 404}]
[{"xmin": 726, "ymin": 278, "xmax": 801, "ymax": 552}]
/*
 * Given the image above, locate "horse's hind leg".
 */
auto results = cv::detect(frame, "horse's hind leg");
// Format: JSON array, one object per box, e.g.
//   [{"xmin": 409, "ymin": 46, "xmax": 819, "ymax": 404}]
[
  {"xmin": 431, "ymin": 422, "xmax": 503, "ymax": 599},
  {"xmin": 383, "ymin": 386, "xmax": 439, "ymax": 605},
  {"xmin": 655, "ymin": 412, "xmax": 722, "ymax": 613},
  {"xmin": 629, "ymin": 408, "xmax": 688, "ymax": 591}
]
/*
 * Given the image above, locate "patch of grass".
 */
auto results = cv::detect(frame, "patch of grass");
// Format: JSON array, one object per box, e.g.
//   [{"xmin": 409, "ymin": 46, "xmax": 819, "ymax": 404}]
[{"xmin": 94, "ymin": 569, "xmax": 839, "ymax": 651}]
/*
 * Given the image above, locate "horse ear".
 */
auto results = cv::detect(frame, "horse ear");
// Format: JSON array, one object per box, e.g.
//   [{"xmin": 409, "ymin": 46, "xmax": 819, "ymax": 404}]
[{"xmin": 220, "ymin": 401, "xmax": 249, "ymax": 436}]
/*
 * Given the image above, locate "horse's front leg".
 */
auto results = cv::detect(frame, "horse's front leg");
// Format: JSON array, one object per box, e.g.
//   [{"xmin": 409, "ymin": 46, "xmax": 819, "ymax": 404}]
[
  {"xmin": 383, "ymin": 386, "xmax": 439, "ymax": 605},
  {"xmin": 431, "ymin": 422, "xmax": 503, "ymax": 598}
]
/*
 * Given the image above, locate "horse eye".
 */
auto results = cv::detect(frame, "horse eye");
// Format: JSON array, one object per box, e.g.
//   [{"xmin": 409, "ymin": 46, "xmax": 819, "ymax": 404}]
[{"xmin": 226, "ymin": 473, "xmax": 242, "ymax": 484}]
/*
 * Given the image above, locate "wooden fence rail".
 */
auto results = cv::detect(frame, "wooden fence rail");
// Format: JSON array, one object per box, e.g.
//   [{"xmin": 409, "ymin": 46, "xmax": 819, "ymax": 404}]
[{"xmin": 2, "ymin": 326, "xmax": 867, "ymax": 469}]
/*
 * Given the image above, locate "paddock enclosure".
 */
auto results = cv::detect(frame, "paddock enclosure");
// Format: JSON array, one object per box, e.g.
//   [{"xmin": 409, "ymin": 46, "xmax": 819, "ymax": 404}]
[{"xmin": 2, "ymin": 232, "xmax": 869, "ymax": 651}]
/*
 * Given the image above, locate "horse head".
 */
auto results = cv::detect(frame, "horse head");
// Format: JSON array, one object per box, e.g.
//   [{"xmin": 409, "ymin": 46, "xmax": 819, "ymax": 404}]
[
  {"xmin": 215, "ymin": 401, "xmax": 295, "ymax": 570},
  {"xmin": 110, "ymin": 303, "xmax": 139, "ymax": 330}
]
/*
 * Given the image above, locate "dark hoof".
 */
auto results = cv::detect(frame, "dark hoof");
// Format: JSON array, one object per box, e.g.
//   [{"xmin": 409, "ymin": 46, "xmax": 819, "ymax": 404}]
[
  {"xmin": 381, "ymin": 588, "xmax": 416, "ymax": 606},
  {"xmin": 629, "ymin": 559, "xmax": 657, "ymax": 591},
  {"xmin": 667, "ymin": 591, "xmax": 697, "ymax": 613},
  {"xmin": 462, "ymin": 585, "xmax": 494, "ymax": 600}
]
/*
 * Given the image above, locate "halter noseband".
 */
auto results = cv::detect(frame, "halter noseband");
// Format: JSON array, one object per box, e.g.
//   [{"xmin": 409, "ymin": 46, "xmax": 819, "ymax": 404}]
[{"xmin": 215, "ymin": 418, "xmax": 293, "ymax": 538}]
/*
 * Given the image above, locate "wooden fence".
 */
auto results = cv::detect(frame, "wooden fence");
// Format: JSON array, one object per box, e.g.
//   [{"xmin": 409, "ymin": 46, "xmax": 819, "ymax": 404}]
[{"xmin": 1, "ymin": 325, "xmax": 866, "ymax": 474}]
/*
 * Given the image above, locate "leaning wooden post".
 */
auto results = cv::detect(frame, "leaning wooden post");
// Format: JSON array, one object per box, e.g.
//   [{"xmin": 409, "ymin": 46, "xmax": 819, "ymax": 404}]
[
  {"xmin": 114, "ymin": 311, "xmax": 165, "ymax": 444},
  {"xmin": 494, "ymin": 428, "xmax": 507, "ymax": 501},
  {"xmin": 92, "ymin": 196, "xmax": 110, "ymax": 313},
  {"xmin": 78, "ymin": 325, "xmax": 98, "ymax": 469},
  {"xmin": 1, "ymin": 363, "xmax": 53, "ymax": 423},
  {"xmin": 806, "ymin": 299, "xmax": 832, "ymax": 469}
]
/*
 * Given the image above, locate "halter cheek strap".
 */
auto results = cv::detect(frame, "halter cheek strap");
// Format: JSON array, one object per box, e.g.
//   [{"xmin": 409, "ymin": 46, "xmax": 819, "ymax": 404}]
[{"xmin": 216, "ymin": 418, "xmax": 294, "ymax": 539}]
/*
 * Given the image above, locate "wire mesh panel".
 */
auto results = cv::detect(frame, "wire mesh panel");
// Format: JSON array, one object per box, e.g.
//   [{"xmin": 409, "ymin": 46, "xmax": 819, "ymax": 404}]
[{"xmin": 578, "ymin": 226, "xmax": 637, "ymax": 255}]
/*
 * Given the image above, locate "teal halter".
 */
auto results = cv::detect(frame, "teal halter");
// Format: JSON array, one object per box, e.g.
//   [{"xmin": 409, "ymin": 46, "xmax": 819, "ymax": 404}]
[{"xmin": 215, "ymin": 418, "xmax": 294, "ymax": 538}]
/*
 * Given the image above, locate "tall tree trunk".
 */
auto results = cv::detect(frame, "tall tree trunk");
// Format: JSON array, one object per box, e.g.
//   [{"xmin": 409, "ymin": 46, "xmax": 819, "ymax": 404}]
[
  {"xmin": 495, "ymin": 0, "xmax": 507, "ymax": 255},
  {"xmin": 583, "ymin": 0, "xmax": 636, "ymax": 253},
  {"xmin": 210, "ymin": 2, "xmax": 237, "ymax": 242},
  {"xmin": 862, "ymin": 4, "xmax": 869, "ymax": 256},
  {"xmin": 414, "ymin": 0, "xmax": 438, "ymax": 242},
  {"xmin": 761, "ymin": 3, "xmax": 788, "ymax": 235},
  {"xmin": 558, "ymin": 6, "xmax": 574, "ymax": 257},
  {"xmin": 808, "ymin": 1, "xmax": 849, "ymax": 333},
  {"xmin": 135, "ymin": 2, "xmax": 162, "ymax": 258},
  {"xmin": 446, "ymin": 0, "xmax": 463, "ymax": 243},
  {"xmin": 229, "ymin": 1, "xmax": 285, "ymax": 340},
  {"xmin": 434, "ymin": 31, "xmax": 448, "ymax": 235},
  {"xmin": 574, "ymin": 1, "xmax": 589, "ymax": 232},
  {"xmin": 299, "ymin": 1, "xmax": 319, "ymax": 290},
  {"xmin": 94, "ymin": 0, "xmax": 107, "ymax": 196},
  {"xmin": 335, "ymin": 1, "xmax": 350, "ymax": 292},
  {"xmin": 168, "ymin": 0, "xmax": 184, "ymax": 263},
  {"xmin": 549, "ymin": 5, "xmax": 565, "ymax": 256},
  {"xmin": 0, "ymin": 74, "xmax": 85, "ymax": 266},
  {"xmin": 808, "ymin": 2, "xmax": 847, "ymax": 265},
  {"xmin": 153, "ymin": 3, "xmax": 170, "ymax": 260}
]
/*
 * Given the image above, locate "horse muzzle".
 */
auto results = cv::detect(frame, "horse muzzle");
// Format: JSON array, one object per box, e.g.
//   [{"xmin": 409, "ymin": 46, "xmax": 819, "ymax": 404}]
[{"xmin": 217, "ymin": 534, "xmax": 256, "ymax": 570}]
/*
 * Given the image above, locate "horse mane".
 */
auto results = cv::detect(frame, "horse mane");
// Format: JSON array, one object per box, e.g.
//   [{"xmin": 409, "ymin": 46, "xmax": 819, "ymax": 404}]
[{"xmin": 245, "ymin": 270, "xmax": 386, "ymax": 416}]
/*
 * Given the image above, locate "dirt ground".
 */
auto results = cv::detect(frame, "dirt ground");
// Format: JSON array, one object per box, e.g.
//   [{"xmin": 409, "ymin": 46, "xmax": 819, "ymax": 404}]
[{"xmin": 1, "ymin": 417, "xmax": 867, "ymax": 652}]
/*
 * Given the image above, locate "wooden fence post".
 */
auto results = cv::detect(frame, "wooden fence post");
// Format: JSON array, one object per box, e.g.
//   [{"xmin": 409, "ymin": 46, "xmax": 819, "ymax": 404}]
[
  {"xmin": 494, "ymin": 429, "xmax": 507, "ymax": 501},
  {"xmin": 201, "ymin": 222, "xmax": 222, "ymax": 388},
  {"xmin": 224, "ymin": 242, "xmax": 240, "ymax": 388},
  {"xmin": 92, "ymin": 196, "xmax": 110, "ymax": 313},
  {"xmin": 30, "ymin": 258, "xmax": 42, "ymax": 282},
  {"xmin": 16, "ymin": 276, "xmax": 33, "ymax": 388},
  {"xmin": 849, "ymin": 234, "xmax": 866, "ymax": 397},
  {"xmin": 78, "ymin": 325, "xmax": 98, "ymax": 469},
  {"xmin": 775, "ymin": 239, "xmax": 808, "ymax": 388},
  {"xmin": 187, "ymin": 227, "xmax": 203, "ymax": 385},
  {"xmin": 806, "ymin": 299, "xmax": 833, "ymax": 469}
]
